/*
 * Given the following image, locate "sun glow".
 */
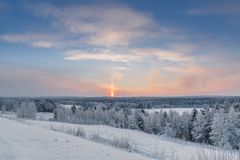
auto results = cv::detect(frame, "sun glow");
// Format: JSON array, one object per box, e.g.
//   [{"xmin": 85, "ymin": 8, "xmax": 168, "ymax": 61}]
[
  {"xmin": 110, "ymin": 84, "xmax": 115, "ymax": 97},
  {"xmin": 111, "ymin": 90, "xmax": 114, "ymax": 97}
]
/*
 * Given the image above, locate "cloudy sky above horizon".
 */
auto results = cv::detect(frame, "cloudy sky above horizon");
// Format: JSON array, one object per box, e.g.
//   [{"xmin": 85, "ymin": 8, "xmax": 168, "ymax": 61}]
[{"xmin": 0, "ymin": 0, "xmax": 240, "ymax": 97}]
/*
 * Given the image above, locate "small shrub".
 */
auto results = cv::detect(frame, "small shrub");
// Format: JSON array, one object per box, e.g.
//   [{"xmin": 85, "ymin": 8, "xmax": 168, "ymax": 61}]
[
  {"xmin": 152, "ymin": 148, "xmax": 167, "ymax": 160},
  {"xmin": 112, "ymin": 137, "xmax": 132, "ymax": 150},
  {"xmin": 74, "ymin": 127, "xmax": 86, "ymax": 138},
  {"xmin": 195, "ymin": 149, "xmax": 240, "ymax": 160},
  {"xmin": 89, "ymin": 133, "xmax": 103, "ymax": 142},
  {"xmin": 50, "ymin": 125, "xmax": 56, "ymax": 131},
  {"xmin": 89, "ymin": 133, "xmax": 135, "ymax": 151}
]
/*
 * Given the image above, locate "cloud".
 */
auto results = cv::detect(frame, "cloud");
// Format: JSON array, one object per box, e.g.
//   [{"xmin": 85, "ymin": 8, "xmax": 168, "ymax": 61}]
[
  {"xmin": 32, "ymin": 41, "xmax": 53, "ymax": 48},
  {"xmin": 0, "ymin": 4, "xmax": 178, "ymax": 49},
  {"xmin": 131, "ymin": 48, "xmax": 193, "ymax": 62},
  {"xmin": 64, "ymin": 48, "xmax": 193, "ymax": 63},
  {"xmin": 168, "ymin": 43, "xmax": 197, "ymax": 53},
  {"xmin": 115, "ymin": 64, "xmax": 240, "ymax": 96},
  {"xmin": 0, "ymin": 67, "xmax": 107, "ymax": 96},
  {"xmin": 64, "ymin": 49, "xmax": 142, "ymax": 62},
  {"xmin": 0, "ymin": 34, "xmax": 55, "ymax": 48},
  {"xmin": 1, "ymin": 2, "xmax": 240, "ymax": 96},
  {"xmin": 27, "ymin": 3, "xmax": 175, "ymax": 48}
]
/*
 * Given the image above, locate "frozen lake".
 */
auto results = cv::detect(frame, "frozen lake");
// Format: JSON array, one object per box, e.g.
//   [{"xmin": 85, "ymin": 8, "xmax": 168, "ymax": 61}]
[{"xmin": 145, "ymin": 108, "xmax": 202, "ymax": 115}]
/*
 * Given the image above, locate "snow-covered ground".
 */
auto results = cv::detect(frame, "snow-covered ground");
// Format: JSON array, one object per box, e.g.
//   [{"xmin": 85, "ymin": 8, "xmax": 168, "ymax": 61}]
[
  {"xmin": 36, "ymin": 112, "xmax": 54, "ymax": 120},
  {"xmin": 1, "ymin": 113, "xmax": 239, "ymax": 160},
  {"xmin": 10, "ymin": 116, "xmax": 238, "ymax": 160},
  {"xmin": 0, "ymin": 117, "xmax": 153, "ymax": 160},
  {"xmin": 145, "ymin": 108, "xmax": 202, "ymax": 115},
  {"xmin": 61, "ymin": 104, "xmax": 82, "ymax": 109}
]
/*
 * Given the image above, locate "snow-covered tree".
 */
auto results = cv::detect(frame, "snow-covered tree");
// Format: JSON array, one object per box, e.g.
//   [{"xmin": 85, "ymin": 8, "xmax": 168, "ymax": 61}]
[
  {"xmin": 211, "ymin": 107, "xmax": 240, "ymax": 149},
  {"xmin": 210, "ymin": 109, "xmax": 230, "ymax": 149},
  {"xmin": 16, "ymin": 101, "xmax": 37, "ymax": 119},
  {"xmin": 128, "ymin": 114, "xmax": 138, "ymax": 130},
  {"xmin": 192, "ymin": 108, "xmax": 213, "ymax": 144},
  {"xmin": 165, "ymin": 110, "xmax": 181, "ymax": 137},
  {"xmin": 180, "ymin": 112, "xmax": 191, "ymax": 140},
  {"xmin": 188, "ymin": 108, "xmax": 198, "ymax": 141},
  {"xmin": 1, "ymin": 104, "xmax": 6, "ymax": 114},
  {"xmin": 143, "ymin": 113, "xmax": 152, "ymax": 133},
  {"xmin": 115, "ymin": 109, "xmax": 126, "ymax": 128},
  {"xmin": 134, "ymin": 110, "xmax": 145, "ymax": 131},
  {"xmin": 71, "ymin": 105, "xmax": 76, "ymax": 114}
]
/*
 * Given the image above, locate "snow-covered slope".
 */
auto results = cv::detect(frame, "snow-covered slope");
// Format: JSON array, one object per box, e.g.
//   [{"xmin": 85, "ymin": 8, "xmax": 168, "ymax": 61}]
[
  {"xmin": 2, "ymin": 115, "xmax": 239, "ymax": 160},
  {"xmin": 0, "ymin": 117, "xmax": 152, "ymax": 160},
  {"xmin": 18, "ymin": 118, "xmax": 237, "ymax": 160}
]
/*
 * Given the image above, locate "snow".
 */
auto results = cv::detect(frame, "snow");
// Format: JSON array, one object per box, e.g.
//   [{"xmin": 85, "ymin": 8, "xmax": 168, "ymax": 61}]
[
  {"xmin": 14, "ymin": 117, "xmax": 239, "ymax": 160},
  {"xmin": 0, "ymin": 117, "xmax": 153, "ymax": 160},
  {"xmin": 1, "ymin": 114, "xmax": 239, "ymax": 160},
  {"xmin": 145, "ymin": 108, "xmax": 202, "ymax": 115},
  {"xmin": 36, "ymin": 112, "xmax": 54, "ymax": 120},
  {"xmin": 61, "ymin": 104, "xmax": 82, "ymax": 109}
]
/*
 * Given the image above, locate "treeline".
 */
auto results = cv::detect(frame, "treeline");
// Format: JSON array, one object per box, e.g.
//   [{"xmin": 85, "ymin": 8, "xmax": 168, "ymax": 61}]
[
  {"xmin": 0, "ymin": 98, "xmax": 56, "ymax": 112},
  {"xmin": 54, "ymin": 103, "xmax": 240, "ymax": 150},
  {"xmin": 50, "ymin": 96, "xmax": 240, "ymax": 109},
  {"xmin": 1, "ymin": 96, "xmax": 240, "ymax": 111}
]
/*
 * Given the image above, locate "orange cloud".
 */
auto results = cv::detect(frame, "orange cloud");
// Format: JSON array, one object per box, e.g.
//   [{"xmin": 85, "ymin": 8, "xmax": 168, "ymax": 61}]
[
  {"xmin": 112, "ymin": 64, "xmax": 240, "ymax": 96},
  {"xmin": 1, "ymin": 50, "xmax": 240, "ymax": 97},
  {"xmin": 0, "ymin": 68, "xmax": 107, "ymax": 96}
]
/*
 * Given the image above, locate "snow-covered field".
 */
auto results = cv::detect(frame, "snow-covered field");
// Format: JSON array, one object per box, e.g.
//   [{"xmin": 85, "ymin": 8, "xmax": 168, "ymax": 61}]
[
  {"xmin": 145, "ymin": 108, "xmax": 202, "ymax": 115},
  {"xmin": 3, "ymin": 115, "xmax": 237, "ymax": 160},
  {"xmin": 1, "ymin": 113, "xmax": 239, "ymax": 160},
  {"xmin": 18, "ymin": 121, "xmax": 209, "ymax": 160},
  {"xmin": 0, "ymin": 117, "xmax": 152, "ymax": 160}
]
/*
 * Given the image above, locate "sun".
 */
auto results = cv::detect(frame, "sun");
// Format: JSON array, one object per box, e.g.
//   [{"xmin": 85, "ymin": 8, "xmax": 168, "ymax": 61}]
[
  {"xmin": 110, "ymin": 85, "xmax": 115, "ymax": 97},
  {"xmin": 111, "ymin": 90, "xmax": 114, "ymax": 97}
]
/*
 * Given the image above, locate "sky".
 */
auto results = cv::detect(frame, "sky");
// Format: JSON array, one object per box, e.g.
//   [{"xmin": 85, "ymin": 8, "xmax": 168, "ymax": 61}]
[{"xmin": 0, "ymin": 0, "xmax": 240, "ymax": 97}]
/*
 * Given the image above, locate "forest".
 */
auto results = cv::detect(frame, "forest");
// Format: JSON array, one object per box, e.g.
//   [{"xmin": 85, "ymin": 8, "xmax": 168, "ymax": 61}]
[{"xmin": 1, "ymin": 96, "xmax": 240, "ymax": 150}]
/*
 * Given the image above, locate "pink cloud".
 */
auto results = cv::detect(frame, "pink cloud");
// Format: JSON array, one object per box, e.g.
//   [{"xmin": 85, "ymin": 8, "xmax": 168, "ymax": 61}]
[
  {"xmin": 0, "ymin": 68, "xmax": 107, "ymax": 96},
  {"xmin": 112, "ymin": 64, "xmax": 240, "ymax": 96}
]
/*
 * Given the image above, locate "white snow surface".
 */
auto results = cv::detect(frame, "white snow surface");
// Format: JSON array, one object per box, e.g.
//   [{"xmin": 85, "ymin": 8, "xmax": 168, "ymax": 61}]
[
  {"xmin": 1, "ymin": 114, "xmax": 239, "ymax": 160},
  {"xmin": 61, "ymin": 104, "xmax": 82, "ymax": 109},
  {"xmin": 13, "ymin": 117, "xmax": 238, "ymax": 160},
  {"xmin": 36, "ymin": 112, "xmax": 54, "ymax": 120},
  {"xmin": 145, "ymin": 108, "xmax": 202, "ymax": 115},
  {"xmin": 0, "ymin": 117, "xmax": 153, "ymax": 160}
]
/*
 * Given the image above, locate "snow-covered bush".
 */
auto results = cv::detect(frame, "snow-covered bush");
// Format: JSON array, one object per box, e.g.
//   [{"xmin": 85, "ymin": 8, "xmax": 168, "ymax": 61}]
[
  {"xmin": 195, "ymin": 149, "xmax": 240, "ymax": 160},
  {"xmin": 151, "ymin": 148, "xmax": 167, "ymax": 160},
  {"xmin": 89, "ymin": 133, "xmax": 135, "ymax": 151},
  {"xmin": 112, "ymin": 137, "xmax": 132, "ymax": 150},
  {"xmin": 16, "ymin": 101, "xmax": 37, "ymax": 119},
  {"xmin": 89, "ymin": 133, "xmax": 104, "ymax": 143},
  {"xmin": 74, "ymin": 127, "xmax": 86, "ymax": 138},
  {"xmin": 49, "ymin": 125, "xmax": 86, "ymax": 138}
]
